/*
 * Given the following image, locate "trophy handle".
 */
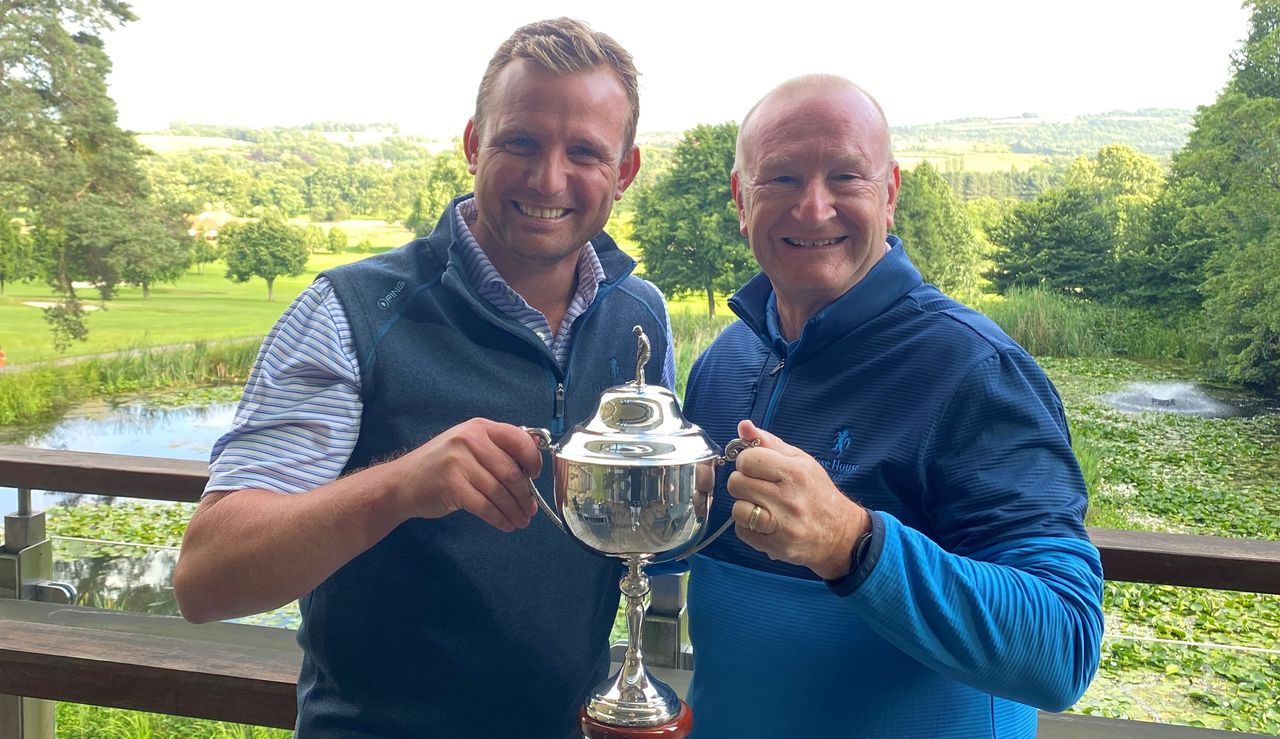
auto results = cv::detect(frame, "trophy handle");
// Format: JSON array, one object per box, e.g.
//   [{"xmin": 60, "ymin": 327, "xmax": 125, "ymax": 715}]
[
  {"xmin": 521, "ymin": 426, "xmax": 570, "ymax": 536},
  {"xmin": 655, "ymin": 437, "xmax": 759, "ymax": 563},
  {"xmin": 720, "ymin": 437, "xmax": 757, "ymax": 462}
]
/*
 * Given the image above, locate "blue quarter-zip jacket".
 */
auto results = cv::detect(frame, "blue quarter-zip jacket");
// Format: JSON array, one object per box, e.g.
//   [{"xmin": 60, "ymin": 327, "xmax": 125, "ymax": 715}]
[{"xmin": 682, "ymin": 237, "xmax": 1104, "ymax": 739}]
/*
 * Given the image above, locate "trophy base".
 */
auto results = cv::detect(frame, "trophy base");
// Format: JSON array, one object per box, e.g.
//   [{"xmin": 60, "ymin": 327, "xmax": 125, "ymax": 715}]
[{"xmin": 580, "ymin": 702, "xmax": 693, "ymax": 738}]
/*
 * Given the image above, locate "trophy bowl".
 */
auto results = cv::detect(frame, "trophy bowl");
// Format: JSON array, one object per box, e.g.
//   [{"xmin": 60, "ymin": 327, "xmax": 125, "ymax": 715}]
[{"xmin": 524, "ymin": 327, "xmax": 751, "ymax": 734}]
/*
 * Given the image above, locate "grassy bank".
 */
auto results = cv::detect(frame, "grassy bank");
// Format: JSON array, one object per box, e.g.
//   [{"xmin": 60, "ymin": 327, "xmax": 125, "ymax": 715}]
[
  {"xmin": 669, "ymin": 311, "xmax": 736, "ymax": 396},
  {"xmin": 56, "ymin": 702, "xmax": 290, "ymax": 739},
  {"xmin": 0, "ymin": 341, "xmax": 260, "ymax": 426},
  {"xmin": 978, "ymin": 287, "xmax": 1209, "ymax": 363}
]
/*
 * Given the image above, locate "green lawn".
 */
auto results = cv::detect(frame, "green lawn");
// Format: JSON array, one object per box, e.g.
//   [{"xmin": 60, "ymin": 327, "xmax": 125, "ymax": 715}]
[{"xmin": 1, "ymin": 252, "xmax": 371, "ymax": 365}]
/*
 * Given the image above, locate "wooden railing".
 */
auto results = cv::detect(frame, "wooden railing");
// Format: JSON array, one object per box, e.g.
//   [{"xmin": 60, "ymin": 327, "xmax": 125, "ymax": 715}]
[{"xmin": 3, "ymin": 446, "xmax": 1280, "ymax": 738}]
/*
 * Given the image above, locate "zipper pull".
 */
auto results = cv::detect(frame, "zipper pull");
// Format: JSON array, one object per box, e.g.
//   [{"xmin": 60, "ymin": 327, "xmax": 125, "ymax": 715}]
[
  {"xmin": 769, "ymin": 359, "xmax": 786, "ymax": 376},
  {"xmin": 555, "ymin": 382, "xmax": 565, "ymax": 420}
]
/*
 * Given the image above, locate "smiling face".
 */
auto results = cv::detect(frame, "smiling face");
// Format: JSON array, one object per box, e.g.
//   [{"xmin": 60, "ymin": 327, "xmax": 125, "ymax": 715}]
[
  {"xmin": 464, "ymin": 60, "xmax": 640, "ymax": 274},
  {"xmin": 732, "ymin": 81, "xmax": 899, "ymax": 334}
]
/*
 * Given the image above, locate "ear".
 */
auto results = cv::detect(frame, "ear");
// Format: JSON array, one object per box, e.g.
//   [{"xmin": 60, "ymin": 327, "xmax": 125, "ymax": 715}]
[
  {"xmin": 463, "ymin": 119, "xmax": 481, "ymax": 176},
  {"xmin": 731, "ymin": 171, "xmax": 748, "ymax": 237},
  {"xmin": 884, "ymin": 161, "xmax": 901, "ymax": 229},
  {"xmin": 614, "ymin": 145, "xmax": 642, "ymax": 199}
]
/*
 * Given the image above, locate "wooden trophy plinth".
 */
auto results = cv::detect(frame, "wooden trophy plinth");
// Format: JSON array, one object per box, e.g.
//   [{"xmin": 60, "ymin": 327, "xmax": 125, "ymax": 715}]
[{"xmin": 579, "ymin": 702, "xmax": 693, "ymax": 739}]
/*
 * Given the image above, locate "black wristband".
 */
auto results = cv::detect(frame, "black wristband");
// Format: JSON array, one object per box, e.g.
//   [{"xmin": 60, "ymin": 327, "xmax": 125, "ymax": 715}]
[
  {"xmin": 825, "ymin": 514, "xmax": 882, "ymax": 597},
  {"xmin": 851, "ymin": 528, "xmax": 874, "ymax": 570}
]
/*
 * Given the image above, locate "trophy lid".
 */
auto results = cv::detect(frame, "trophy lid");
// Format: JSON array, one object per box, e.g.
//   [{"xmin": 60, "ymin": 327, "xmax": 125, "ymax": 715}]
[{"xmin": 554, "ymin": 326, "xmax": 721, "ymax": 467}]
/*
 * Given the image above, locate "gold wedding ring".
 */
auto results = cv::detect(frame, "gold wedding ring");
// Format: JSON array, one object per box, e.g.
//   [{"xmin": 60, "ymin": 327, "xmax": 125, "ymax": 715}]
[{"xmin": 748, "ymin": 504, "xmax": 763, "ymax": 533}]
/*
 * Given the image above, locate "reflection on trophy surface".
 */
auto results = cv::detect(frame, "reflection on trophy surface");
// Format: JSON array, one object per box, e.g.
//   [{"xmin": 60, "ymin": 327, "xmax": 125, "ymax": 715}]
[
  {"xmin": 563, "ymin": 461, "xmax": 699, "ymax": 554},
  {"xmin": 524, "ymin": 326, "xmax": 753, "ymax": 736}
]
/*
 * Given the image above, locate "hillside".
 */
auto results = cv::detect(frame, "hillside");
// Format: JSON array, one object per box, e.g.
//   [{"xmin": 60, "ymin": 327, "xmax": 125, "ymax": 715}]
[
  {"xmin": 885, "ymin": 108, "xmax": 1194, "ymax": 173},
  {"xmin": 894, "ymin": 108, "xmax": 1193, "ymax": 156},
  {"xmin": 140, "ymin": 108, "xmax": 1194, "ymax": 162}
]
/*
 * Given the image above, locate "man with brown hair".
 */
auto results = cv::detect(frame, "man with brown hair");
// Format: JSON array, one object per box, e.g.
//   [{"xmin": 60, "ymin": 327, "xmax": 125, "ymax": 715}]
[{"xmin": 174, "ymin": 18, "xmax": 674, "ymax": 738}]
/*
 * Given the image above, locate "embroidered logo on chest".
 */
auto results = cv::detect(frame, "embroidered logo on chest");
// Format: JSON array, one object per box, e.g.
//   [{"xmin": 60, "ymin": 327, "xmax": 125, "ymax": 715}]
[
  {"xmin": 377, "ymin": 280, "xmax": 407, "ymax": 311},
  {"xmin": 818, "ymin": 427, "xmax": 860, "ymax": 476}
]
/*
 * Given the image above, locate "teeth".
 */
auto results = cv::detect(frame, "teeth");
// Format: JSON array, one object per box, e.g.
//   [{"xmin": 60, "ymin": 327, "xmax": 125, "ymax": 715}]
[
  {"xmin": 517, "ymin": 203, "xmax": 568, "ymax": 219},
  {"xmin": 786, "ymin": 237, "xmax": 842, "ymax": 247}
]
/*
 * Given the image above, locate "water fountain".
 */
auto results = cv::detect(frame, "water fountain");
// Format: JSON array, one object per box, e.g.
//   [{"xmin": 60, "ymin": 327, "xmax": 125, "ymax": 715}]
[{"xmin": 1101, "ymin": 381, "xmax": 1272, "ymax": 418}]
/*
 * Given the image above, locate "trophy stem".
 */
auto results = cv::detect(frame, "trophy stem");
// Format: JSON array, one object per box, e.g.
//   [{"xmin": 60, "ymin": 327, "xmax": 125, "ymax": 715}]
[
  {"xmin": 620, "ymin": 556, "xmax": 649, "ymax": 684},
  {"xmin": 583, "ymin": 556, "xmax": 684, "ymax": 729}
]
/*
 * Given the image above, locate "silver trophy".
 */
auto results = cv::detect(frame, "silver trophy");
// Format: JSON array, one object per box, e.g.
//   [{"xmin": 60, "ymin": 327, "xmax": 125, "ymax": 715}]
[{"xmin": 524, "ymin": 326, "xmax": 751, "ymax": 732}]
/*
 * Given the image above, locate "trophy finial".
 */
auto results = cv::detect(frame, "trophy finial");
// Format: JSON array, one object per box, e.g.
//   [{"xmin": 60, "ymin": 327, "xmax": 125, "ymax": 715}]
[{"xmin": 632, "ymin": 325, "xmax": 650, "ymax": 386}]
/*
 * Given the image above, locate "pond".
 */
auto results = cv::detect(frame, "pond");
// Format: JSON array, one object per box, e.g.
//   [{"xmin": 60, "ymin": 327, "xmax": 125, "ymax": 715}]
[
  {"xmin": 0, "ymin": 394, "xmax": 306, "ymax": 627},
  {"xmin": 0, "ymin": 396, "xmax": 236, "ymax": 512}
]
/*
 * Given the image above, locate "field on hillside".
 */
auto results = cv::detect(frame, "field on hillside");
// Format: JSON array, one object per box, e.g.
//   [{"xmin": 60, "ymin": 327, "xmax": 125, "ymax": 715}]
[
  {"xmin": 136, "ymin": 134, "xmax": 249, "ymax": 154},
  {"xmin": 896, "ymin": 146, "xmax": 1059, "ymax": 172}
]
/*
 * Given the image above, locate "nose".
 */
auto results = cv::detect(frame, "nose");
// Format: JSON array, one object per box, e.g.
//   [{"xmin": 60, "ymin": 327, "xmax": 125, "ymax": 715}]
[
  {"xmin": 527, "ymin": 150, "xmax": 568, "ymax": 195},
  {"xmin": 793, "ymin": 178, "xmax": 836, "ymax": 226}
]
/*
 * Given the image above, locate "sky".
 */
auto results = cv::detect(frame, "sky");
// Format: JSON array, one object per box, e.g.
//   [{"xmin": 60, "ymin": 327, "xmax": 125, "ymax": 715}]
[{"xmin": 104, "ymin": 1, "xmax": 1253, "ymax": 137}]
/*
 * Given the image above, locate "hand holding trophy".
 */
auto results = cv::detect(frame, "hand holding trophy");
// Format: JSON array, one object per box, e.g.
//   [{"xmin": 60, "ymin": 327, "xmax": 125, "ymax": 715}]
[{"xmin": 524, "ymin": 326, "xmax": 752, "ymax": 738}]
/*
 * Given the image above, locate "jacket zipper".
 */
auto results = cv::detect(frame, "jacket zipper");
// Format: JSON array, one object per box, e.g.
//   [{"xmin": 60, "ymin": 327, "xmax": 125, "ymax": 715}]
[
  {"xmin": 553, "ymin": 382, "xmax": 566, "ymax": 434},
  {"xmin": 762, "ymin": 349, "xmax": 795, "ymax": 429}
]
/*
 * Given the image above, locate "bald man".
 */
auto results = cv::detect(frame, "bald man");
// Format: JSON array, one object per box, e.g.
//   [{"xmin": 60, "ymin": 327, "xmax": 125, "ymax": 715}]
[{"xmin": 680, "ymin": 76, "xmax": 1104, "ymax": 738}]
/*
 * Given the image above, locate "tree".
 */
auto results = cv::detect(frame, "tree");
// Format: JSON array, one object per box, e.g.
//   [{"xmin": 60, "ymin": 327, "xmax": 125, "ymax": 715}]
[
  {"xmin": 327, "ymin": 225, "xmax": 348, "ymax": 253},
  {"xmin": 141, "ymin": 155, "xmax": 201, "ymax": 216},
  {"xmin": 190, "ymin": 234, "xmax": 220, "ymax": 274},
  {"xmin": 1063, "ymin": 144, "xmax": 1164, "ymax": 249},
  {"xmin": 406, "ymin": 144, "xmax": 472, "ymax": 236},
  {"xmin": 111, "ymin": 203, "xmax": 194, "ymax": 299},
  {"xmin": 0, "ymin": 1, "xmax": 189, "ymax": 347},
  {"xmin": 1168, "ymin": 0, "xmax": 1280, "ymax": 392},
  {"xmin": 1201, "ymin": 231, "xmax": 1280, "ymax": 392},
  {"xmin": 301, "ymin": 224, "xmax": 327, "ymax": 253},
  {"xmin": 1229, "ymin": 0, "xmax": 1280, "ymax": 99},
  {"xmin": 0, "ymin": 212, "xmax": 37, "ymax": 293},
  {"xmin": 1121, "ymin": 174, "xmax": 1217, "ymax": 313},
  {"xmin": 985, "ymin": 144, "xmax": 1171, "ymax": 306},
  {"xmin": 987, "ymin": 185, "xmax": 1117, "ymax": 299},
  {"xmin": 220, "ymin": 216, "xmax": 308, "ymax": 301},
  {"xmin": 894, "ymin": 162, "xmax": 987, "ymax": 302},
  {"xmin": 632, "ymin": 123, "xmax": 754, "ymax": 318},
  {"xmin": 305, "ymin": 161, "xmax": 355, "ymax": 221}
]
